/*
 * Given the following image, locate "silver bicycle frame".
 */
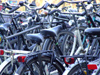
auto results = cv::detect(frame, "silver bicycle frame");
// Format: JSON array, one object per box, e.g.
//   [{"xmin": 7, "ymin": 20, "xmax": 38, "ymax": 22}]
[{"xmin": 70, "ymin": 27, "xmax": 84, "ymax": 56}]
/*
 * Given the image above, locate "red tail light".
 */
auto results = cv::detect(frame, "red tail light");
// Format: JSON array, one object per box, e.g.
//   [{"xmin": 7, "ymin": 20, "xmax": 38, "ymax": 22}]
[
  {"xmin": 0, "ymin": 49, "xmax": 4, "ymax": 55},
  {"xmin": 20, "ymin": 21, "xmax": 23, "ymax": 23},
  {"xmin": 17, "ymin": 56, "xmax": 26, "ymax": 62},
  {"xmin": 64, "ymin": 57, "xmax": 75, "ymax": 64},
  {"xmin": 87, "ymin": 64, "xmax": 97, "ymax": 70}
]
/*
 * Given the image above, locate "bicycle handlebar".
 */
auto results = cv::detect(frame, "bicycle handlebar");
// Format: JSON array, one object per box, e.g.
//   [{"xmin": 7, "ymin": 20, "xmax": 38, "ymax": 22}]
[
  {"xmin": 48, "ymin": 8, "xmax": 86, "ymax": 16},
  {"xmin": 56, "ymin": 0, "xmax": 64, "ymax": 8},
  {"xmin": 64, "ymin": 0, "xmax": 88, "ymax": 3},
  {"xmin": 2, "ymin": 2, "xmax": 12, "ymax": 10},
  {"xmin": 14, "ymin": 11, "xmax": 29, "ymax": 19},
  {"xmin": 6, "ymin": 6, "xmax": 12, "ymax": 10},
  {"xmin": 9, "ymin": 5, "xmax": 20, "ymax": 13},
  {"xmin": 48, "ymin": 9, "xmax": 61, "ymax": 15},
  {"xmin": 52, "ymin": 0, "xmax": 89, "ymax": 8},
  {"xmin": 14, "ymin": 13, "xmax": 22, "ymax": 19},
  {"xmin": 43, "ymin": 2, "xmax": 50, "ymax": 9}
]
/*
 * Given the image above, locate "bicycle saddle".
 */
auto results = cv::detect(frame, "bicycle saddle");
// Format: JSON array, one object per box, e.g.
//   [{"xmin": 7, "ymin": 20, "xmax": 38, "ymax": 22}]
[
  {"xmin": 26, "ymin": 33, "xmax": 44, "ymax": 45},
  {"xmin": 40, "ymin": 25, "xmax": 62, "ymax": 38},
  {"xmin": 85, "ymin": 28, "xmax": 100, "ymax": 36}
]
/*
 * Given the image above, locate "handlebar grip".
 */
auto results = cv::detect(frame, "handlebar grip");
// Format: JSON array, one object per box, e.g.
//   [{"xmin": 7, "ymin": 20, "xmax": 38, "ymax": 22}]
[
  {"xmin": 48, "ymin": 9, "xmax": 61, "ymax": 15},
  {"xmin": 9, "ymin": 6, "xmax": 19, "ymax": 13},
  {"xmin": 43, "ymin": 2, "xmax": 50, "ymax": 9},
  {"xmin": 56, "ymin": 0, "xmax": 64, "ymax": 7}
]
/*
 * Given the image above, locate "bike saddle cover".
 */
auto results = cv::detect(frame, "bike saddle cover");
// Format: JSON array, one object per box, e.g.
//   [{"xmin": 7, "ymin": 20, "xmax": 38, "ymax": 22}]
[
  {"xmin": 40, "ymin": 25, "xmax": 62, "ymax": 38},
  {"xmin": 26, "ymin": 33, "xmax": 44, "ymax": 44},
  {"xmin": 85, "ymin": 28, "xmax": 100, "ymax": 36}
]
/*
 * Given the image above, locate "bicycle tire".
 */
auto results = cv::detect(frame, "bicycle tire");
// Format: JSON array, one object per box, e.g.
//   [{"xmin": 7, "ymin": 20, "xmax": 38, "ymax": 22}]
[
  {"xmin": 61, "ymin": 26, "xmax": 87, "ymax": 56},
  {"xmin": 42, "ymin": 37, "xmax": 63, "ymax": 58},
  {"xmin": 67, "ymin": 62, "xmax": 87, "ymax": 75},
  {"xmin": 15, "ymin": 55, "xmax": 65, "ymax": 75},
  {"xmin": 61, "ymin": 33, "xmax": 74, "ymax": 55},
  {"xmin": 42, "ymin": 39, "xmax": 52, "ymax": 50},
  {"xmin": 61, "ymin": 27, "xmax": 76, "ymax": 55},
  {"xmin": 0, "ymin": 59, "xmax": 19, "ymax": 75}
]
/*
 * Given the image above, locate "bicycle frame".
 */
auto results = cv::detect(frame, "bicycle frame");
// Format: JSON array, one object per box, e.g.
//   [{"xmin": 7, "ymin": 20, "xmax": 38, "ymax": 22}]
[
  {"xmin": 63, "ymin": 36, "xmax": 100, "ymax": 75},
  {"xmin": 70, "ymin": 27, "xmax": 83, "ymax": 55},
  {"xmin": 70, "ymin": 26, "xmax": 90, "ymax": 56}
]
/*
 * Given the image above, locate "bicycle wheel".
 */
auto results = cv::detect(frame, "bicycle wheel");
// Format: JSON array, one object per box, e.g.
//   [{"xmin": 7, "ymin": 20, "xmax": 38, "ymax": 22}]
[
  {"xmin": 61, "ymin": 27, "xmax": 77, "ymax": 55},
  {"xmin": 61, "ymin": 26, "xmax": 87, "ymax": 56},
  {"xmin": 42, "ymin": 38, "xmax": 63, "ymax": 58},
  {"xmin": 67, "ymin": 62, "xmax": 87, "ymax": 75},
  {"xmin": 42, "ymin": 39, "xmax": 54, "ymax": 50},
  {"xmin": 61, "ymin": 33, "xmax": 74, "ymax": 55},
  {"xmin": 15, "ymin": 56, "xmax": 65, "ymax": 75},
  {"xmin": 0, "ymin": 60, "xmax": 19, "ymax": 75}
]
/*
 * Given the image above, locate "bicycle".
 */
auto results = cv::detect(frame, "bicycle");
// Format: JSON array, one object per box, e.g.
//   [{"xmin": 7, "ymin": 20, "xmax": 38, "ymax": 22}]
[{"xmin": 63, "ymin": 27, "xmax": 100, "ymax": 75}]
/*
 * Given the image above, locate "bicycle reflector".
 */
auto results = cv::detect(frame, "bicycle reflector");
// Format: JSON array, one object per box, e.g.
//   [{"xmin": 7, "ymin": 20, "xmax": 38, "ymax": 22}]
[
  {"xmin": 64, "ymin": 57, "xmax": 75, "ymax": 64},
  {"xmin": 17, "ymin": 56, "xmax": 26, "ymax": 62},
  {"xmin": 87, "ymin": 64, "xmax": 97, "ymax": 70},
  {"xmin": 0, "ymin": 49, "xmax": 4, "ymax": 55}
]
